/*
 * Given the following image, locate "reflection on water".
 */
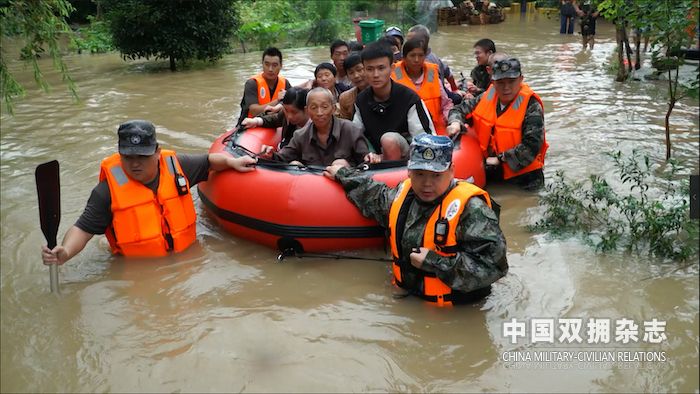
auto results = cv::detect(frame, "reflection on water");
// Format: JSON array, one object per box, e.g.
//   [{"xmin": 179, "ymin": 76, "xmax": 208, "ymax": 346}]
[{"xmin": 1, "ymin": 12, "xmax": 698, "ymax": 393}]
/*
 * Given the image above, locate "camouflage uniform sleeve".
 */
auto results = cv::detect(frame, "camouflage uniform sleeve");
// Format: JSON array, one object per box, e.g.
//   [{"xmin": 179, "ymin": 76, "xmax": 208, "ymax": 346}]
[
  {"xmin": 335, "ymin": 167, "xmax": 397, "ymax": 228},
  {"xmin": 421, "ymin": 196, "xmax": 508, "ymax": 293},
  {"xmin": 259, "ymin": 111, "xmax": 285, "ymax": 128},
  {"xmin": 447, "ymin": 94, "xmax": 483, "ymax": 125},
  {"xmin": 502, "ymin": 96, "xmax": 545, "ymax": 172}
]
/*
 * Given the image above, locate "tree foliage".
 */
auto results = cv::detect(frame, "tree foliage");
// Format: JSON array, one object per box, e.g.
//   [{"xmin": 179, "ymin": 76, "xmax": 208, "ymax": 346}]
[
  {"xmin": 235, "ymin": 0, "xmax": 352, "ymax": 51},
  {"xmin": 71, "ymin": 15, "xmax": 113, "ymax": 54},
  {"xmin": 102, "ymin": 0, "xmax": 239, "ymax": 71},
  {"xmin": 598, "ymin": 0, "xmax": 699, "ymax": 160},
  {"xmin": 1, "ymin": 0, "xmax": 77, "ymax": 115}
]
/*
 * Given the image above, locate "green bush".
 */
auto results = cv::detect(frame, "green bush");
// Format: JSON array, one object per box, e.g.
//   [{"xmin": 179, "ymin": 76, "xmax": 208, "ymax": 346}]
[
  {"xmin": 103, "ymin": 0, "xmax": 239, "ymax": 71},
  {"xmin": 71, "ymin": 16, "xmax": 114, "ymax": 54},
  {"xmin": 235, "ymin": 0, "xmax": 353, "ymax": 51},
  {"xmin": 237, "ymin": 21, "xmax": 286, "ymax": 51},
  {"xmin": 530, "ymin": 150, "xmax": 699, "ymax": 262}
]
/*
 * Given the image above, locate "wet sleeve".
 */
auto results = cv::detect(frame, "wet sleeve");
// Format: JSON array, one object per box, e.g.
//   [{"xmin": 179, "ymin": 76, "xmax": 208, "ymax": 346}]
[
  {"xmin": 336, "ymin": 167, "xmax": 396, "ymax": 227},
  {"xmin": 421, "ymin": 197, "xmax": 508, "ymax": 293},
  {"xmin": 501, "ymin": 97, "xmax": 545, "ymax": 172},
  {"xmin": 271, "ymin": 133, "xmax": 302, "ymax": 163},
  {"xmin": 348, "ymin": 123, "xmax": 369, "ymax": 166},
  {"xmin": 259, "ymin": 111, "xmax": 285, "ymax": 128},
  {"xmin": 447, "ymin": 94, "xmax": 481, "ymax": 125},
  {"xmin": 74, "ymin": 182, "xmax": 112, "ymax": 235},
  {"xmin": 177, "ymin": 154, "xmax": 211, "ymax": 186}
]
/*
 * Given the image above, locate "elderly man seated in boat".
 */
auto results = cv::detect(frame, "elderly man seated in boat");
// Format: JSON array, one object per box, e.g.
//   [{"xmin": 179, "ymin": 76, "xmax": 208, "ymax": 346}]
[{"xmin": 259, "ymin": 87, "xmax": 369, "ymax": 167}]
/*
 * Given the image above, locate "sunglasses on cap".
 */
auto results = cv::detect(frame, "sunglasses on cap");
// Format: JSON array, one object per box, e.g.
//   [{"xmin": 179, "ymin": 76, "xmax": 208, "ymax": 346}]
[
  {"xmin": 385, "ymin": 26, "xmax": 403, "ymax": 35},
  {"xmin": 493, "ymin": 58, "xmax": 521, "ymax": 73}
]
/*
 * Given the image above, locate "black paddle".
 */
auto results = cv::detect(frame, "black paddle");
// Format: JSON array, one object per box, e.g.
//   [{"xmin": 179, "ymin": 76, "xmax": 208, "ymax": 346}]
[{"xmin": 35, "ymin": 160, "xmax": 61, "ymax": 293}]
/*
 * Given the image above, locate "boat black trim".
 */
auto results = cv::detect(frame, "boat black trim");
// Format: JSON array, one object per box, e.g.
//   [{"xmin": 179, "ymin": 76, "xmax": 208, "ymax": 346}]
[{"xmin": 198, "ymin": 189, "xmax": 385, "ymax": 239}]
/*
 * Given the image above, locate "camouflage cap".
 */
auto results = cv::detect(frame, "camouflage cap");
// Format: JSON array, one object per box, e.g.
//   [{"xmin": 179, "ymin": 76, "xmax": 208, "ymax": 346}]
[
  {"xmin": 492, "ymin": 57, "xmax": 522, "ymax": 80},
  {"xmin": 407, "ymin": 133, "xmax": 453, "ymax": 172}
]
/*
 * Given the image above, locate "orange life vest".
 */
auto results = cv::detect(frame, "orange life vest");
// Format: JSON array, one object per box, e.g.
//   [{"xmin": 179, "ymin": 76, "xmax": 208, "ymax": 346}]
[
  {"xmin": 99, "ymin": 150, "xmax": 197, "ymax": 257},
  {"xmin": 388, "ymin": 179, "xmax": 491, "ymax": 306},
  {"xmin": 248, "ymin": 73, "xmax": 287, "ymax": 118},
  {"xmin": 470, "ymin": 83, "xmax": 548, "ymax": 179},
  {"xmin": 392, "ymin": 61, "xmax": 447, "ymax": 135}
]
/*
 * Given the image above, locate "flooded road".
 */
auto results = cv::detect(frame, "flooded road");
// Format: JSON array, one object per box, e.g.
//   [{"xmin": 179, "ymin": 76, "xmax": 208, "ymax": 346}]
[{"xmin": 1, "ymin": 12, "xmax": 698, "ymax": 392}]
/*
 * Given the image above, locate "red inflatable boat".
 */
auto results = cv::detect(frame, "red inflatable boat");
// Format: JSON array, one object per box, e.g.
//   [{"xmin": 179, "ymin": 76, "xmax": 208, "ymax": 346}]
[{"xmin": 198, "ymin": 127, "xmax": 485, "ymax": 253}]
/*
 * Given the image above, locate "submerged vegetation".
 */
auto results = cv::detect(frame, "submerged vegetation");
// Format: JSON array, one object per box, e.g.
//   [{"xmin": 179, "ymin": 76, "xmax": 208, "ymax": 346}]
[{"xmin": 530, "ymin": 151, "xmax": 699, "ymax": 262}]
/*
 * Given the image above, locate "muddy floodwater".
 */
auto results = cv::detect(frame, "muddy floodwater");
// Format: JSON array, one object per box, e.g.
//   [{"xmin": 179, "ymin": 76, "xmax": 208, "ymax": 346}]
[{"xmin": 1, "ymin": 12, "xmax": 698, "ymax": 393}]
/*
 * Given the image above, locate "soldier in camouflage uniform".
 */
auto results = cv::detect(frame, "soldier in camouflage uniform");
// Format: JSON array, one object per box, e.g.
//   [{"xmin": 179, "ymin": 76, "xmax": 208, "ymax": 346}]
[
  {"xmin": 446, "ymin": 57, "xmax": 548, "ymax": 191},
  {"xmin": 325, "ymin": 134, "xmax": 507, "ymax": 306}
]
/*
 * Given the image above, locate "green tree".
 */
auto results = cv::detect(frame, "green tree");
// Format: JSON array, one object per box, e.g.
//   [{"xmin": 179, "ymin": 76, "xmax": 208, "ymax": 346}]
[
  {"xmin": 599, "ymin": 0, "xmax": 699, "ymax": 160},
  {"xmin": 1, "ymin": 0, "xmax": 77, "ymax": 115},
  {"xmin": 102, "ymin": 0, "xmax": 239, "ymax": 71},
  {"xmin": 634, "ymin": 0, "xmax": 698, "ymax": 160},
  {"xmin": 598, "ymin": 0, "xmax": 634, "ymax": 82}
]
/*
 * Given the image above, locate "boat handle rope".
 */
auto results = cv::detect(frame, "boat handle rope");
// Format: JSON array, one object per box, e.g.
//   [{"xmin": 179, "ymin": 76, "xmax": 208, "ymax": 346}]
[
  {"xmin": 277, "ymin": 247, "xmax": 392, "ymax": 263},
  {"xmin": 226, "ymin": 143, "xmax": 329, "ymax": 174},
  {"xmin": 221, "ymin": 126, "xmax": 242, "ymax": 145}
]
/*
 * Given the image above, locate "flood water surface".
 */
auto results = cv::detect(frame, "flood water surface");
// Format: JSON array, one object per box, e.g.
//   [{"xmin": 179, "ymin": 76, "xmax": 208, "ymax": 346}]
[{"xmin": 1, "ymin": 12, "xmax": 698, "ymax": 393}]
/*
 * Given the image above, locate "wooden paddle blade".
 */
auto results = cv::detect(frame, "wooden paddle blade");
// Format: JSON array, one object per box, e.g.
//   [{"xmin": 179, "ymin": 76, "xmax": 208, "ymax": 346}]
[{"xmin": 35, "ymin": 160, "xmax": 61, "ymax": 249}]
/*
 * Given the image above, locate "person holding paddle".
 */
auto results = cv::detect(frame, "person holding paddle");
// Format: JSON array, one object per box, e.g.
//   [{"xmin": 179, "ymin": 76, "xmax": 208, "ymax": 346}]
[{"xmin": 41, "ymin": 120, "xmax": 256, "ymax": 265}]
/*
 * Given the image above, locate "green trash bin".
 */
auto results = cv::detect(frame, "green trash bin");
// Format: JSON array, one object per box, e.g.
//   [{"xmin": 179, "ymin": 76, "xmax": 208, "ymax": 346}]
[{"xmin": 359, "ymin": 19, "xmax": 385, "ymax": 44}]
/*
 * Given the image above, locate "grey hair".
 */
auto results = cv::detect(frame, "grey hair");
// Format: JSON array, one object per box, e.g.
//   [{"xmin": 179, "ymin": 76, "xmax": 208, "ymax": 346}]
[
  {"xmin": 306, "ymin": 87, "xmax": 336, "ymax": 106},
  {"xmin": 488, "ymin": 52, "xmax": 510, "ymax": 67},
  {"xmin": 408, "ymin": 24, "xmax": 430, "ymax": 38}
]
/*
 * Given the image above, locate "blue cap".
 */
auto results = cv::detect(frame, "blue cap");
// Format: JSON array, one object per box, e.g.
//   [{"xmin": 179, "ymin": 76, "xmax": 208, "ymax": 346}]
[{"xmin": 407, "ymin": 134, "xmax": 453, "ymax": 172}]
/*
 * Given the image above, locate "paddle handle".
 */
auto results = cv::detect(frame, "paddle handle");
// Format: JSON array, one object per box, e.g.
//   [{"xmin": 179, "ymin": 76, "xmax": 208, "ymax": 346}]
[
  {"xmin": 49, "ymin": 265, "xmax": 59, "ymax": 294},
  {"xmin": 47, "ymin": 236, "xmax": 60, "ymax": 294}
]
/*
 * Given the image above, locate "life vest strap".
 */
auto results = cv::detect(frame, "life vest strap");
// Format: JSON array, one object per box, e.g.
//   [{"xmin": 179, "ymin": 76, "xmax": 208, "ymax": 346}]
[{"xmin": 420, "ymin": 286, "xmax": 492, "ymax": 304}]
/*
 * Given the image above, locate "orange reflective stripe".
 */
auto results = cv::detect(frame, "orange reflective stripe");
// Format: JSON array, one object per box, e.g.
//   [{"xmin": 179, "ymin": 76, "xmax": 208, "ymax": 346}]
[
  {"xmin": 249, "ymin": 73, "xmax": 287, "ymax": 118},
  {"xmin": 388, "ymin": 180, "xmax": 491, "ymax": 305},
  {"xmin": 99, "ymin": 150, "xmax": 197, "ymax": 257},
  {"xmin": 392, "ymin": 61, "xmax": 446, "ymax": 135},
  {"xmin": 471, "ymin": 83, "xmax": 548, "ymax": 179}
]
